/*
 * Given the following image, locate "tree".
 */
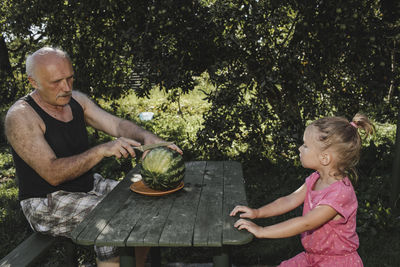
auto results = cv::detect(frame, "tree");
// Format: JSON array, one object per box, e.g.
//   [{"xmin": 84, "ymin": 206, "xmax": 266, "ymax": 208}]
[
  {"xmin": 1, "ymin": 0, "xmax": 399, "ymax": 159},
  {"xmin": 0, "ymin": 35, "xmax": 15, "ymax": 103},
  {"xmin": 197, "ymin": 0, "xmax": 399, "ymax": 162},
  {"xmin": 1, "ymin": 0, "xmax": 217, "ymax": 102}
]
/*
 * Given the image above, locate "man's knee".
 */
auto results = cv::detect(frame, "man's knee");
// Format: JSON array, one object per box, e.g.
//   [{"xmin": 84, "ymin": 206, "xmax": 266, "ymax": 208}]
[
  {"xmin": 96, "ymin": 256, "xmax": 119, "ymax": 267},
  {"xmin": 94, "ymin": 245, "xmax": 120, "ymax": 262}
]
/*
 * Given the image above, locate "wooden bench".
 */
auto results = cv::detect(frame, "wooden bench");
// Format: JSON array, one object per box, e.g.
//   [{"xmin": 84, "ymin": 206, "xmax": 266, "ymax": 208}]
[{"xmin": 0, "ymin": 232, "xmax": 76, "ymax": 267}]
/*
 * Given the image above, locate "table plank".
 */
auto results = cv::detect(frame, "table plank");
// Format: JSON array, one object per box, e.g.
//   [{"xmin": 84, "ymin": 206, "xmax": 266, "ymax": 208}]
[
  {"xmin": 99, "ymin": 162, "xmax": 200, "ymax": 247},
  {"xmin": 72, "ymin": 161, "xmax": 253, "ymax": 252},
  {"xmin": 193, "ymin": 161, "xmax": 224, "ymax": 247},
  {"xmin": 125, "ymin": 194, "xmax": 177, "ymax": 246},
  {"xmin": 130, "ymin": 161, "xmax": 205, "ymax": 247},
  {"xmin": 158, "ymin": 161, "xmax": 207, "ymax": 247},
  {"xmin": 95, "ymin": 192, "xmax": 146, "ymax": 246},
  {"xmin": 222, "ymin": 161, "xmax": 254, "ymax": 245},
  {"xmin": 70, "ymin": 168, "xmax": 140, "ymax": 245}
]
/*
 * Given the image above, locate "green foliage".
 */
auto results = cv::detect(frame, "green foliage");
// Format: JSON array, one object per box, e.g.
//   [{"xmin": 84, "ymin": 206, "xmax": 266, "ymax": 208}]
[
  {"xmin": 0, "ymin": 179, "xmax": 32, "ymax": 259},
  {"xmin": 197, "ymin": 0, "xmax": 400, "ymax": 164},
  {"xmin": 1, "ymin": 0, "xmax": 400, "ymax": 265},
  {"xmin": 359, "ymin": 229, "xmax": 400, "ymax": 267},
  {"xmin": 0, "ymin": 148, "xmax": 31, "ymax": 258},
  {"xmin": 0, "ymin": 88, "xmax": 399, "ymax": 265},
  {"xmin": 82, "ymin": 83, "xmax": 212, "ymax": 182},
  {"xmin": 0, "ymin": 149, "xmax": 14, "ymax": 179},
  {"xmin": 0, "ymin": 0, "xmax": 217, "ymax": 103},
  {"xmin": 356, "ymin": 123, "xmax": 400, "ymax": 235},
  {"xmin": 103, "ymin": 78, "xmax": 212, "ymax": 161},
  {"xmin": 1, "ymin": 0, "xmax": 399, "ymax": 161}
]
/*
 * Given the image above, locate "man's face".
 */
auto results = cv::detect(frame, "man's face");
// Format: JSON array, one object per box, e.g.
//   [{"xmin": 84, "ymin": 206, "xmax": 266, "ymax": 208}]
[{"xmin": 30, "ymin": 54, "xmax": 74, "ymax": 106}]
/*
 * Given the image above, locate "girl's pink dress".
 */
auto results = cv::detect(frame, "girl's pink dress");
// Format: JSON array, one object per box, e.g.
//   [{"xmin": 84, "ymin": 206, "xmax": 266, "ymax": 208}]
[{"xmin": 279, "ymin": 172, "xmax": 363, "ymax": 267}]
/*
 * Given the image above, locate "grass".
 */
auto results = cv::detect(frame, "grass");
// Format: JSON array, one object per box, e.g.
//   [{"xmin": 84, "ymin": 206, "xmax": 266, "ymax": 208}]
[{"xmin": 1, "ymin": 75, "xmax": 399, "ymax": 266}]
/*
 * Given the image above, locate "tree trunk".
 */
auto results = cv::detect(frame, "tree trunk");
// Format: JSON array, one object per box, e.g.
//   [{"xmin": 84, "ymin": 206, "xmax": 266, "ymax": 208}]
[
  {"xmin": 0, "ymin": 35, "xmax": 13, "ymax": 78},
  {"xmin": 386, "ymin": 40, "xmax": 396, "ymax": 102},
  {"xmin": 391, "ymin": 110, "xmax": 400, "ymax": 210},
  {"xmin": 0, "ymin": 35, "xmax": 16, "ymax": 106}
]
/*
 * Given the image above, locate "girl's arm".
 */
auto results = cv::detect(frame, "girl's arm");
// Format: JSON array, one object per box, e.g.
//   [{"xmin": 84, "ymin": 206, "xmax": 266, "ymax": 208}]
[
  {"xmin": 234, "ymin": 204, "xmax": 338, "ymax": 238},
  {"xmin": 230, "ymin": 183, "xmax": 307, "ymax": 219}
]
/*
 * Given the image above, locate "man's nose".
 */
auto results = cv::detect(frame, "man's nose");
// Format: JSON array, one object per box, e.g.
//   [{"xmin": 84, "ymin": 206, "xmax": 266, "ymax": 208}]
[{"xmin": 60, "ymin": 79, "xmax": 72, "ymax": 91}]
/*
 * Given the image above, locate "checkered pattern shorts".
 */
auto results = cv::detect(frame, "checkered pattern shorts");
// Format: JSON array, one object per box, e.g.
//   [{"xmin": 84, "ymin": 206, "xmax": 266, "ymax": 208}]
[{"xmin": 20, "ymin": 173, "xmax": 119, "ymax": 261}]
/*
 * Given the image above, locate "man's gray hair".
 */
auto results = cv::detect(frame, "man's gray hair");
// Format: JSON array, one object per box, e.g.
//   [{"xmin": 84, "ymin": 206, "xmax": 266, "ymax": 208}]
[{"xmin": 26, "ymin": 47, "xmax": 71, "ymax": 78}]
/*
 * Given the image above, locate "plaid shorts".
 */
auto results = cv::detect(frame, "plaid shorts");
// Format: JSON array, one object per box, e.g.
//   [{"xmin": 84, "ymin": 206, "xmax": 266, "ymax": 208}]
[{"xmin": 20, "ymin": 173, "xmax": 119, "ymax": 261}]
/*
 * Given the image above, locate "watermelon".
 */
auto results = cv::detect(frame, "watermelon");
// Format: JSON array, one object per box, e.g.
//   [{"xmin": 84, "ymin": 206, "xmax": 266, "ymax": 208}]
[{"xmin": 140, "ymin": 147, "xmax": 185, "ymax": 191}]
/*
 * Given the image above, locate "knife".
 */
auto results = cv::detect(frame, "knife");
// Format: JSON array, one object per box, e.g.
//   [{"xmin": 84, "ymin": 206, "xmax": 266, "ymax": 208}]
[{"xmin": 132, "ymin": 142, "xmax": 173, "ymax": 152}]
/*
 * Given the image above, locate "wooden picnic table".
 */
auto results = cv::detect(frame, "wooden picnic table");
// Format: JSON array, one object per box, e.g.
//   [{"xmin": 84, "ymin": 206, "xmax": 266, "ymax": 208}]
[{"xmin": 70, "ymin": 161, "xmax": 253, "ymax": 266}]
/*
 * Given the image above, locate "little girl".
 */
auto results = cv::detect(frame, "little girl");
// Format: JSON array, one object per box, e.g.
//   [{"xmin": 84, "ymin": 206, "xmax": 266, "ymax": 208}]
[{"xmin": 230, "ymin": 113, "xmax": 374, "ymax": 266}]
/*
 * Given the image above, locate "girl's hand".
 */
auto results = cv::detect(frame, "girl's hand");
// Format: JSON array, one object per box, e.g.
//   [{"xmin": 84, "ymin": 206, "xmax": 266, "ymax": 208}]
[
  {"xmin": 230, "ymin": 205, "xmax": 258, "ymax": 219},
  {"xmin": 234, "ymin": 219, "xmax": 263, "ymax": 237}
]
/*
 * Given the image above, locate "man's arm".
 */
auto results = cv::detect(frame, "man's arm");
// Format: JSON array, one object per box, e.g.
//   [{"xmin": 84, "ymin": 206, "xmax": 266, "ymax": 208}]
[
  {"xmin": 4, "ymin": 100, "xmax": 140, "ymax": 186},
  {"xmin": 73, "ymin": 91, "xmax": 182, "ymax": 154}
]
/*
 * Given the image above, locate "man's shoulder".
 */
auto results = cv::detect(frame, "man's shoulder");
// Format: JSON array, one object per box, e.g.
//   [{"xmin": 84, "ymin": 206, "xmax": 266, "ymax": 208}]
[
  {"xmin": 72, "ymin": 90, "xmax": 91, "ymax": 108},
  {"xmin": 5, "ymin": 97, "xmax": 43, "ymax": 139},
  {"xmin": 72, "ymin": 90, "xmax": 89, "ymax": 101},
  {"xmin": 6, "ymin": 98, "xmax": 33, "ymax": 121}
]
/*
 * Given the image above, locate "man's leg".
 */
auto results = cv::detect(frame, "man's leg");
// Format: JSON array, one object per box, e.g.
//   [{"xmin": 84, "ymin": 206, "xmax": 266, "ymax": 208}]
[
  {"xmin": 96, "ymin": 247, "xmax": 149, "ymax": 267},
  {"xmin": 95, "ymin": 245, "xmax": 120, "ymax": 266},
  {"xmin": 21, "ymin": 174, "xmax": 121, "ymax": 263},
  {"xmin": 97, "ymin": 256, "xmax": 120, "ymax": 267},
  {"xmin": 135, "ymin": 246, "xmax": 150, "ymax": 267}
]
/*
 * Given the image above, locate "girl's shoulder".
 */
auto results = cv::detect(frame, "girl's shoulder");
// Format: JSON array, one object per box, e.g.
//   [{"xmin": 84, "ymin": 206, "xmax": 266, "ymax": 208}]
[
  {"xmin": 321, "ymin": 177, "xmax": 357, "ymax": 207},
  {"xmin": 329, "ymin": 177, "xmax": 355, "ymax": 195},
  {"xmin": 305, "ymin": 171, "xmax": 320, "ymax": 186}
]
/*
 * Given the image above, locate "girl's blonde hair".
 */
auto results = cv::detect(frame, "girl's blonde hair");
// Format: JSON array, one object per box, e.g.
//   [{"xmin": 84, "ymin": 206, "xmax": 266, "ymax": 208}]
[{"xmin": 309, "ymin": 113, "xmax": 375, "ymax": 182}]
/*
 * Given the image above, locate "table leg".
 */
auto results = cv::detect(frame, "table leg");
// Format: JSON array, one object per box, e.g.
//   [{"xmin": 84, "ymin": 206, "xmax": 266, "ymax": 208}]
[
  {"xmin": 120, "ymin": 247, "xmax": 135, "ymax": 267},
  {"xmin": 64, "ymin": 240, "xmax": 77, "ymax": 266},
  {"xmin": 213, "ymin": 246, "xmax": 231, "ymax": 267},
  {"xmin": 150, "ymin": 247, "xmax": 161, "ymax": 267}
]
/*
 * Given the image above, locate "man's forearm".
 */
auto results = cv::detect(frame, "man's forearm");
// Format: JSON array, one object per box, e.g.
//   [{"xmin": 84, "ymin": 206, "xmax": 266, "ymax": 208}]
[
  {"xmin": 40, "ymin": 145, "xmax": 104, "ymax": 186},
  {"xmin": 117, "ymin": 120, "xmax": 161, "ymax": 143}
]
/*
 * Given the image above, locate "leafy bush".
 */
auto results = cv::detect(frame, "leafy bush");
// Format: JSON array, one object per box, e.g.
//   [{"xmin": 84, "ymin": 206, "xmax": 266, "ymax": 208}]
[
  {"xmin": 1, "ymin": 81, "xmax": 400, "ymax": 265},
  {"xmin": 0, "ymin": 179, "xmax": 32, "ymax": 258}
]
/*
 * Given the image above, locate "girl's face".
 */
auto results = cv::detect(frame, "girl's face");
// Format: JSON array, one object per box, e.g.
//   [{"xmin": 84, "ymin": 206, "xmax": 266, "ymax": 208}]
[{"xmin": 299, "ymin": 126, "xmax": 323, "ymax": 170}]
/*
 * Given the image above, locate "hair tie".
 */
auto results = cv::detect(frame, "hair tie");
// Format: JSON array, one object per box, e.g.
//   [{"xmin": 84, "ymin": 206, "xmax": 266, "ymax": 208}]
[{"xmin": 350, "ymin": 122, "xmax": 358, "ymax": 128}]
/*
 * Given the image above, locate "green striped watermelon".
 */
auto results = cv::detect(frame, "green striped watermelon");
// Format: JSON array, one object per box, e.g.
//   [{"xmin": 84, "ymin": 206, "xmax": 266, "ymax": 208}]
[{"xmin": 140, "ymin": 147, "xmax": 185, "ymax": 191}]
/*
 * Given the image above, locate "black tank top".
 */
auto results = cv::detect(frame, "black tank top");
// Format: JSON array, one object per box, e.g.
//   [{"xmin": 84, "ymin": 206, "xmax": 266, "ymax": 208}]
[{"xmin": 12, "ymin": 95, "xmax": 94, "ymax": 200}]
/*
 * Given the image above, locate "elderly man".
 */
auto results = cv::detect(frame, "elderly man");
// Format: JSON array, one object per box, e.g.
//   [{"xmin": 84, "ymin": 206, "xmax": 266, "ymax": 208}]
[{"xmin": 5, "ymin": 46, "xmax": 182, "ymax": 267}]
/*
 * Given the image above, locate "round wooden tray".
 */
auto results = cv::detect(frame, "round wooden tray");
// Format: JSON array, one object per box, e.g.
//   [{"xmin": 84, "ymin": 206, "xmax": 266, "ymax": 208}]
[{"xmin": 130, "ymin": 180, "xmax": 184, "ymax": 196}]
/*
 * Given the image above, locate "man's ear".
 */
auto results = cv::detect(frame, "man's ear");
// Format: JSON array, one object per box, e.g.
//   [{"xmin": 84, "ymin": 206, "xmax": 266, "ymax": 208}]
[
  {"xmin": 28, "ymin": 77, "xmax": 38, "ymax": 89},
  {"xmin": 319, "ymin": 152, "xmax": 331, "ymax": 166}
]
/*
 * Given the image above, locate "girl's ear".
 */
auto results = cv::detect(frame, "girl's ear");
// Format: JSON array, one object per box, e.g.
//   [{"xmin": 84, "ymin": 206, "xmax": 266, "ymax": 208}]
[{"xmin": 319, "ymin": 152, "xmax": 331, "ymax": 166}]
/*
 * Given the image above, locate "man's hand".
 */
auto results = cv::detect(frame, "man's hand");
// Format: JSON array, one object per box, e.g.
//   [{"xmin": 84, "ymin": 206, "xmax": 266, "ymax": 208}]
[
  {"xmin": 166, "ymin": 143, "xmax": 183, "ymax": 155},
  {"xmin": 101, "ymin": 137, "xmax": 142, "ymax": 158},
  {"xmin": 142, "ymin": 135, "xmax": 183, "ymax": 155},
  {"xmin": 230, "ymin": 205, "xmax": 259, "ymax": 219}
]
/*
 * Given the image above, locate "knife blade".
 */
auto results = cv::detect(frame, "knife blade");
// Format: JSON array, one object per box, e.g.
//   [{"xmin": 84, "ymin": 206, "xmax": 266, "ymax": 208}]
[{"xmin": 132, "ymin": 142, "xmax": 173, "ymax": 152}]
